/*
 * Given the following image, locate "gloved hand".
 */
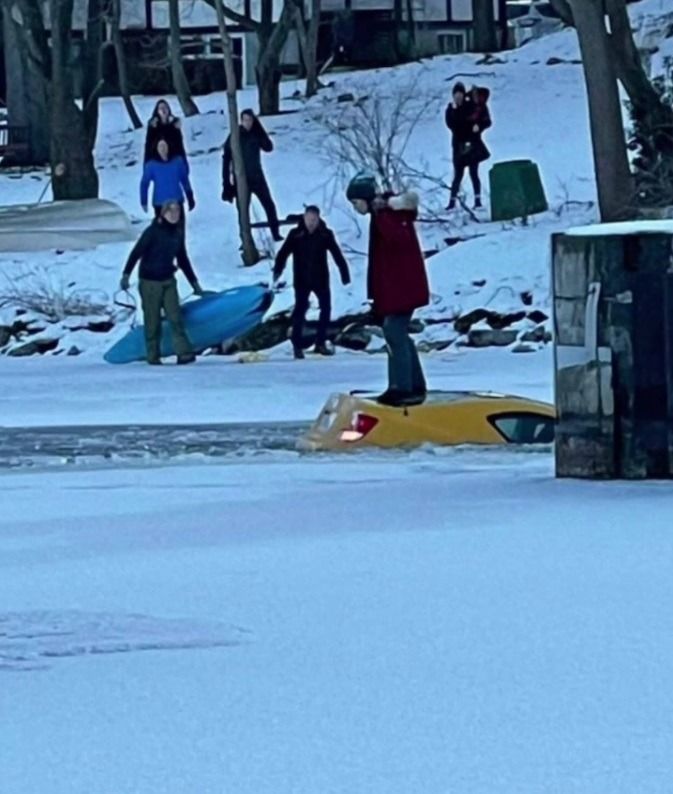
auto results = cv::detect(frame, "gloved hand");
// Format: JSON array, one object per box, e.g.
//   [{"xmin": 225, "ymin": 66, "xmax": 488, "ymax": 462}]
[
  {"xmin": 221, "ymin": 184, "xmax": 235, "ymax": 203},
  {"xmin": 120, "ymin": 274, "xmax": 130, "ymax": 291},
  {"xmin": 187, "ymin": 193, "xmax": 196, "ymax": 212},
  {"xmin": 192, "ymin": 282, "xmax": 205, "ymax": 296}
]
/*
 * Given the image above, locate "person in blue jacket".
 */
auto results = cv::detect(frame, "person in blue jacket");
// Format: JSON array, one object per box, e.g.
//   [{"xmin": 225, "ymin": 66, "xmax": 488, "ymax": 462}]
[{"xmin": 140, "ymin": 139, "xmax": 195, "ymax": 227}]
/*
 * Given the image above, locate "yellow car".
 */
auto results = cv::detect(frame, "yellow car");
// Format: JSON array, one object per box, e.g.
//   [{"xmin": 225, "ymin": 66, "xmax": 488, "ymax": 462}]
[{"xmin": 298, "ymin": 391, "xmax": 556, "ymax": 451}]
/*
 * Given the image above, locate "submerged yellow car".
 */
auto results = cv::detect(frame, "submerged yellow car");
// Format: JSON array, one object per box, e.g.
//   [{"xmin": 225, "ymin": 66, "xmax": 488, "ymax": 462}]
[{"xmin": 298, "ymin": 391, "xmax": 555, "ymax": 451}]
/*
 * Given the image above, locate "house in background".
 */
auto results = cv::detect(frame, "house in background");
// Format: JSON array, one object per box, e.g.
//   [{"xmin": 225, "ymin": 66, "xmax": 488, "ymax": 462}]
[{"xmin": 1, "ymin": 0, "xmax": 508, "ymax": 103}]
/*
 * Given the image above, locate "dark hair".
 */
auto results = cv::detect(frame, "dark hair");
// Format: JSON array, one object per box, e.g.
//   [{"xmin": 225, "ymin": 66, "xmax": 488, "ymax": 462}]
[
  {"xmin": 240, "ymin": 108, "xmax": 256, "ymax": 120},
  {"xmin": 304, "ymin": 205, "xmax": 320, "ymax": 215},
  {"xmin": 452, "ymin": 82, "xmax": 466, "ymax": 96}
]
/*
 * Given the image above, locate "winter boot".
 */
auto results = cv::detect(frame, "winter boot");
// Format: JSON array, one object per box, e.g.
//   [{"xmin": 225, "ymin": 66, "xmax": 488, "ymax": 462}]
[
  {"xmin": 293, "ymin": 346, "xmax": 305, "ymax": 360},
  {"xmin": 177, "ymin": 353, "xmax": 197, "ymax": 365},
  {"xmin": 314, "ymin": 344, "xmax": 334, "ymax": 357},
  {"xmin": 474, "ymin": 196, "xmax": 483, "ymax": 210},
  {"xmin": 446, "ymin": 198, "xmax": 457, "ymax": 211}
]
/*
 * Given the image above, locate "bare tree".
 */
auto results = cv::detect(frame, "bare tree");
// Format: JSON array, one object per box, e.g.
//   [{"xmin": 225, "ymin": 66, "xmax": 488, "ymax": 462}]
[
  {"xmin": 1, "ymin": 0, "xmax": 50, "ymax": 166},
  {"xmin": 168, "ymin": 0, "xmax": 199, "ymax": 117},
  {"xmin": 204, "ymin": 0, "xmax": 295, "ymax": 116},
  {"xmin": 473, "ymin": 0, "xmax": 498, "ymax": 53},
  {"xmin": 105, "ymin": 0, "xmax": 142, "ymax": 129},
  {"xmin": 292, "ymin": 0, "xmax": 322, "ymax": 98},
  {"xmin": 553, "ymin": 0, "xmax": 673, "ymax": 212},
  {"xmin": 214, "ymin": 0, "xmax": 259, "ymax": 266},
  {"xmin": 566, "ymin": 0, "xmax": 632, "ymax": 221},
  {"xmin": 49, "ymin": 0, "xmax": 99, "ymax": 199}
]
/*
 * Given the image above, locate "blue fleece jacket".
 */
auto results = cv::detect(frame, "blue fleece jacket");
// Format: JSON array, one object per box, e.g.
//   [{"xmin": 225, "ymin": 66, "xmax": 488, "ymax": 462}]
[{"xmin": 140, "ymin": 156, "xmax": 193, "ymax": 208}]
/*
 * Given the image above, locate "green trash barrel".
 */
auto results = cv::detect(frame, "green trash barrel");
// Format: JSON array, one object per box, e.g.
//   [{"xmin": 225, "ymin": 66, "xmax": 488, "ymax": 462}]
[{"xmin": 489, "ymin": 160, "xmax": 548, "ymax": 221}]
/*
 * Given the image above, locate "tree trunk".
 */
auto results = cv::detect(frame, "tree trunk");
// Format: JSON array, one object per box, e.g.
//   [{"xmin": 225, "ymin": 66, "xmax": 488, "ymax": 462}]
[
  {"xmin": 49, "ymin": 0, "xmax": 99, "ymax": 200},
  {"xmin": 82, "ymin": 0, "xmax": 104, "ymax": 151},
  {"xmin": 498, "ymin": 0, "xmax": 508, "ymax": 50},
  {"xmin": 1, "ymin": 0, "xmax": 50, "ymax": 166},
  {"xmin": 215, "ymin": 0, "xmax": 259, "ymax": 266},
  {"xmin": 567, "ymin": 0, "xmax": 632, "ymax": 221},
  {"xmin": 256, "ymin": 0, "xmax": 296, "ymax": 116},
  {"xmin": 168, "ymin": 0, "xmax": 199, "ymax": 117},
  {"xmin": 473, "ymin": 0, "xmax": 498, "ymax": 52},
  {"xmin": 108, "ymin": 0, "xmax": 142, "ymax": 129},
  {"xmin": 305, "ymin": 0, "xmax": 321, "ymax": 97}
]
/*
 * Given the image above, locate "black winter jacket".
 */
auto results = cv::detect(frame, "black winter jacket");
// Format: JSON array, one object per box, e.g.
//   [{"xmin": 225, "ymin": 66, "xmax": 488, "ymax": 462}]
[
  {"xmin": 144, "ymin": 116, "xmax": 186, "ymax": 164},
  {"xmin": 123, "ymin": 219, "xmax": 198, "ymax": 285},
  {"xmin": 445, "ymin": 100, "xmax": 475, "ymax": 150},
  {"xmin": 222, "ymin": 121, "xmax": 274, "ymax": 187},
  {"xmin": 273, "ymin": 219, "xmax": 350, "ymax": 292}
]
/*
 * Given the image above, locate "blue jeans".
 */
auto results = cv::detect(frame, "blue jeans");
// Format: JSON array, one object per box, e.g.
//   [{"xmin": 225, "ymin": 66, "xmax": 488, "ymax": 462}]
[{"xmin": 382, "ymin": 313, "xmax": 426, "ymax": 393}]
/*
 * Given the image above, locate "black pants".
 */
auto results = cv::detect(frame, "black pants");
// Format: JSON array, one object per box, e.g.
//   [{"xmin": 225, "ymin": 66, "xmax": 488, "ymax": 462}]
[
  {"xmin": 292, "ymin": 287, "xmax": 331, "ymax": 349},
  {"xmin": 382, "ymin": 313, "xmax": 426, "ymax": 394},
  {"xmin": 450, "ymin": 160, "xmax": 481, "ymax": 200},
  {"xmin": 246, "ymin": 177, "xmax": 280, "ymax": 237}
]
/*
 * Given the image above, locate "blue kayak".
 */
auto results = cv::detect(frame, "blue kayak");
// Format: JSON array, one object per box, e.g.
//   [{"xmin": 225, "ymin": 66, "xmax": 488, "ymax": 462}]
[{"xmin": 104, "ymin": 285, "xmax": 273, "ymax": 364}]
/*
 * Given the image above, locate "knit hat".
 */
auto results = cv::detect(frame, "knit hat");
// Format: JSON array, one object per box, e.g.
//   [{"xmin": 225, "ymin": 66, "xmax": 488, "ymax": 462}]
[
  {"xmin": 452, "ymin": 81, "xmax": 466, "ymax": 96},
  {"xmin": 346, "ymin": 173, "xmax": 378, "ymax": 202}
]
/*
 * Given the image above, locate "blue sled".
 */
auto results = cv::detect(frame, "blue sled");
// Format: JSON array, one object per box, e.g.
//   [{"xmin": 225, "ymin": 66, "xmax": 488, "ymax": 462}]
[{"xmin": 104, "ymin": 285, "xmax": 273, "ymax": 364}]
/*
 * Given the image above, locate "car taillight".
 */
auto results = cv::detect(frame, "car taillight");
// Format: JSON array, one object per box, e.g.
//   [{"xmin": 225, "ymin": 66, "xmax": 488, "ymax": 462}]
[{"xmin": 339, "ymin": 413, "xmax": 379, "ymax": 443}]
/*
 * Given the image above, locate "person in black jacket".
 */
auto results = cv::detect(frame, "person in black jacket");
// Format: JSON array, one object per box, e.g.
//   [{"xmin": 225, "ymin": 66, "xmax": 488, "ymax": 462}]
[
  {"xmin": 222, "ymin": 109, "xmax": 282, "ymax": 241},
  {"xmin": 144, "ymin": 100, "xmax": 187, "ymax": 165},
  {"xmin": 120, "ymin": 201, "xmax": 204, "ymax": 365},
  {"xmin": 273, "ymin": 206, "xmax": 351, "ymax": 358},
  {"xmin": 445, "ymin": 82, "xmax": 491, "ymax": 210}
]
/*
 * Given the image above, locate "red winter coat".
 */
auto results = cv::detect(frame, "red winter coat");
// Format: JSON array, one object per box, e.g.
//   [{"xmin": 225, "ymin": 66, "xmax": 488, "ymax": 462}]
[{"xmin": 367, "ymin": 193, "xmax": 430, "ymax": 317}]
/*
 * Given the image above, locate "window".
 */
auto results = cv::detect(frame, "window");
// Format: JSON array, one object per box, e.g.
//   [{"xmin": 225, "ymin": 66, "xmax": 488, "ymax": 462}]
[
  {"xmin": 489, "ymin": 412, "xmax": 555, "ymax": 444},
  {"xmin": 437, "ymin": 32, "xmax": 466, "ymax": 54}
]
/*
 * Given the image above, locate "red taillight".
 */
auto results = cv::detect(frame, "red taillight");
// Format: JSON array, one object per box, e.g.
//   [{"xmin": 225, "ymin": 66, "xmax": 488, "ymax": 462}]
[
  {"xmin": 339, "ymin": 413, "xmax": 379, "ymax": 443},
  {"xmin": 354, "ymin": 414, "xmax": 379, "ymax": 436}
]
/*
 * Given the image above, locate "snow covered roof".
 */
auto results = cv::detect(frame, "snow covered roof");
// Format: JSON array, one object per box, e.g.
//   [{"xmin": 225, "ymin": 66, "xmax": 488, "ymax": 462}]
[{"xmin": 565, "ymin": 220, "xmax": 673, "ymax": 237}]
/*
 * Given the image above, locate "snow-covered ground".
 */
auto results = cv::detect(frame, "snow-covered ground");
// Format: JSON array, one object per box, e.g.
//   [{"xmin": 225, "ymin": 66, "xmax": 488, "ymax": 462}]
[{"xmin": 3, "ymin": 451, "xmax": 673, "ymax": 793}]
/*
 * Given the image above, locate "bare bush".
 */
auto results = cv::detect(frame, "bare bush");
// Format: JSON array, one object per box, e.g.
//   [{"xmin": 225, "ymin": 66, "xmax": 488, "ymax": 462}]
[{"xmin": 0, "ymin": 268, "xmax": 111, "ymax": 322}]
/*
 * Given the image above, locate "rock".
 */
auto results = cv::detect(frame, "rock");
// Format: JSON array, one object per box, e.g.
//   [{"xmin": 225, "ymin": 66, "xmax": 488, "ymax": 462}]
[
  {"xmin": 472, "ymin": 279, "xmax": 487, "ymax": 288},
  {"xmin": 10, "ymin": 318, "xmax": 45, "ymax": 336},
  {"xmin": 335, "ymin": 324, "xmax": 373, "ymax": 351},
  {"xmin": 487, "ymin": 310, "xmax": 526, "ymax": 330},
  {"xmin": 229, "ymin": 311, "xmax": 292, "ymax": 352},
  {"xmin": 409, "ymin": 318, "xmax": 425, "ymax": 334},
  {"xmin": 467, "ymin": 329, "xmax": 517, "ymax": 348},
  {"xmin": 8, "ymin": 338, "xmax": 60, "ymax": 357},
  {"xmin": 520, "ymin": 290, "xmax": 533, "ymax": 306},
  {"xmin": 527, "ymin": 309, "xmax": 549, "ymax": 324},
  {"xmin": 477, "ymin": 53, "xmax": 507, "ymax": 65},
  {"xmin": 417, "ymin": 339, "xmax": 453, "ymax": 353},
  {"xmin": 67, "ymin": 345, "xmax": 82, "ymax": 356},
  {"xmin": 512, "ymin": 342, "xmax": 537, "ymax": 353},
  {"xmin": 0, "ymin": 326, "xmax": 11, "ymax": 347},
  {"xmin": 337, "ymin": 93, "xmax": 355, "ymax": 103},
  {"xmin": 454, "ymin": 308, "xmax": 490, "ymax": 334},
  {"xmin": 547, "ymin": 57, "xmax": 582, "ymax": 66},
  {"xmin": 520, "ymin": 324, "xmax": 552, "ymax": 344}
]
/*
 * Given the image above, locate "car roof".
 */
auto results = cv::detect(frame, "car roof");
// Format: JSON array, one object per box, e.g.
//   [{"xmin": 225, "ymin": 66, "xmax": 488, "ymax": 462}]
[{"xmin": 352, "ymin": 389, "xmax": 550, "ymax": 407}]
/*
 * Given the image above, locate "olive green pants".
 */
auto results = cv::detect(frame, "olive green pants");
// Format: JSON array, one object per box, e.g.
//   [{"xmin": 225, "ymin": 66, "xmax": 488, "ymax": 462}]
[{"xmin": 139, "ymin": 277, "xmax": 192, "ymax": 363}]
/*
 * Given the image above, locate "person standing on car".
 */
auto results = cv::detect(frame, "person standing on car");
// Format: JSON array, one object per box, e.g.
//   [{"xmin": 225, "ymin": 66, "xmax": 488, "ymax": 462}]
[
  {"xmin": 346, "ymin": 174, "xmax": 429, "ymax": 406},
  {"xmin": 120, "ymin": 200, "xmax": 204, "ymax": 366},
  {"xmin": 273, "ymin": 205, "xmax": 351, "ymax": 359},
  {"xmin": 222, "ymin": 109, "xmax": 283, "ymax": 242},
  {"xmin": 140, "ymin": 139, "xmax": 195, "ymax": 228},
  {"xmin": 445, "ymin": 81, "xmax": 491, "ymax": 210},
  {"xmin": 144, "ymin": 99, "xmax": 187, "ymax": 164}
]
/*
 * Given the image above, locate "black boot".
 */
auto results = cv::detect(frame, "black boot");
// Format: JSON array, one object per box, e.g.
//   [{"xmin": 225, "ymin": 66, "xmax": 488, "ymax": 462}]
[
  {"xmin": 446, "ymin": 198, "xmax": 457, "ymax": 211},
  {"xmin": 474, "ymin": 196, "xmax": 483, "ymax": 210},
  {"xmin": 314, "ymin": 343, "xmax": 334, "ymax": 357},
  {"xmin": 293, "ymin": 346, "xmax": 305, "ymax": 360},
  {"xmin": 177, "ymin": 353, "xmax": 196, "ymax": 365}
]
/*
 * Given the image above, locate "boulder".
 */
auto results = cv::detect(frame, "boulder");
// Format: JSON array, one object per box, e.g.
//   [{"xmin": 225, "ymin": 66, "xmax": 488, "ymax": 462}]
[
  {"xmin": 520, "ymin": 325, "xmax": 552, "ymax": 344},
  {"xmin": 527, "ymin": 309, "xmax": 549, "ymax": 324},
  {"xmin": 454, "ymin": 308, "xmax": 490, "ymax": 334},
  {"xmin": 0, "ymin": 326, "xmax": 11, "ymax": 347},
  {"xmin": 8, "ymin": 338, "xmax": 60, "ymax": 357},
  {"xmin": 335, "ymin": 324, "xmax": 373, "ymax": 351},
  {"xmin": 466, "ymin": 329, "xmax": 517, "ymax": 348},
  {"xmin": 512, "ymin": 342, "xmax": 537, "ymax": 354}
]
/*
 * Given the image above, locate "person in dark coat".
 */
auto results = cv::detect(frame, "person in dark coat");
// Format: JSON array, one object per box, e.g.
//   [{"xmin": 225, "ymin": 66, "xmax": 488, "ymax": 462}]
[
  {"xmin": 140, "ymin": 139, "xmax": 195, "ymax": 227},
  {"xmin": 273, "ymin": 206, "xmax": 351, "ymax": 359},
  {"xmin": 120, "ymin": 201, "xmax": 204, "ymax": 365},
  {"xmin": 445, "ymin": 82, "xmax": 491, "ymax": 210},
  {"xmin": 144, "ymin": 100, "xmax": 187, "ymax": 164},
  {"xmin": 222, "ymin": 109, "xmax": 282, "ymax": 241},
  {"xmin": 346, "ymin": 174, "xmax": 429, "ymax": 406}
]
